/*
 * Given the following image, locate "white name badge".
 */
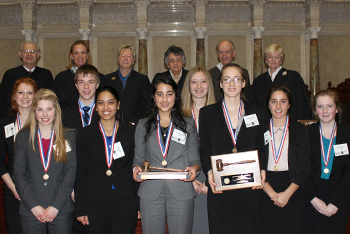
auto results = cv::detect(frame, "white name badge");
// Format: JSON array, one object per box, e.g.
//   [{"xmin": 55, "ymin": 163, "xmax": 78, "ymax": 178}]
[
  {"xmin": 113, "ymin": 142, "xmax": 125, "ymax": 160},
  {"xmin": 4, "ymin": 123, "xmax": 15, "ymax": 138},
  {"xmin": 334, "ymin": 143, "xmax": 349, "ymax": 157},
  {"xmin": 171, "ymin": 129, "xmax": 187, "ymax": 145},
  {"xmin": 243, "ymin": 114, "xmax": 259, "ymax": 128},
  {"xmin": 264, "ymin": 131, "xmax": 271, "ymax": 145},
  {"xmin": 53, "ymin": 141, "xmax": 71, "ymax": 153}
]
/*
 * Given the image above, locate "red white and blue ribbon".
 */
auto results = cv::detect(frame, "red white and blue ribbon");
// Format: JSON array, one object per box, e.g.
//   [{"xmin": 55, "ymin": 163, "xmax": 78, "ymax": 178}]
[
  {"xmin": 191, "ymin": 106, "xmax": 198, "ymax": 130},
  {"xmin": 16, "ymin": 112, "xmax": 22, "ymax": 131},
  {"xmin": 99, "ymin": 121, "xmax": 118, "ymax": 169},
  {"xmin": 157, "ymin": 114, "xmax": 173, "ymax": 160},
  {"xmin": 78, "ymin": 102, "xmax": 95, "ymax": 127},
  {"xmin": 222, "ymin": 99, "xmax": 243, "ymax": 148},
  {"xmin": 270, "ymin": 116, "xmax": 289, "ymax": 164},
  {"xmin": 37, "ymin": 128, "xmax": 55, "ymax": 173},
  {"xmin": 319, "ymin": 122, "xmax": 337, "ymax": 167}
]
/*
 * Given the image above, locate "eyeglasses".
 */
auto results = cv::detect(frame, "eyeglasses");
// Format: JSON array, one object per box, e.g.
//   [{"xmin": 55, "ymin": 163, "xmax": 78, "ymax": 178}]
[
  {"xmin": 221, "ymin": 78, "xmax": 243, "ymax": 84},
  {"xmin": 22, "ymin": 49, "xmax": 36, "ymax": 54}
]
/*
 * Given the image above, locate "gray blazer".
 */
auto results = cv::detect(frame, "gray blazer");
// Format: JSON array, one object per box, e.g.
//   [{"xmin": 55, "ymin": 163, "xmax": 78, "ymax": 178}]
[
  {"xmin": 13, "ymin": 128, "xmax": 76, "ymax": 216},
  {"xmin": 133, "ymin": 116, "xmax": 201, "ymax": 201}
]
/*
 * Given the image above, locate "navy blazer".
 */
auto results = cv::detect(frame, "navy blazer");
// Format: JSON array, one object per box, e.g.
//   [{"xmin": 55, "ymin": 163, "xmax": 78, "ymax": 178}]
[
  {"xmin": 264, "ymin": 119, "xmax": 311, "ymax": 187},
  {"xmin": 62, "ymin": 101, "xmax": 99, "ymax": 133},
  {"xmin": 13, "ymin": 129, "xmax": 76, "ymax": 216},
  {"xmin": 75, "ymin": 120, "xmax": 137, "ymax": 217},
  {"xmin": 199, "ymin": 99, "xmax": 266, "ymax": 176},
  {"xmin": 103, "ymin": 69, "xmax": 151, "ymax": 124},
  {"xmin": 305, "ymin": 122, "xmax": 350, "ymax": 208}
]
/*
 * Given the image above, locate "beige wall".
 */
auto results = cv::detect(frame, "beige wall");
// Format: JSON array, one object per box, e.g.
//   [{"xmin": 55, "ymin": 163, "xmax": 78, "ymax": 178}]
[
  {"xmin": 262, "ymin": 35, "xmax": 301, "ymax": 74},
  {"xmin": 207, "ymin": 36, "xmax": 247, "ymax": 71},
  {"xmin": 319, "ymin": 35, "xmax": 350, "ymax": 90},
  {"xmin": 97, "ymin": 37, "xmax": 137, "ymax": 76},
  {"xmin": 0, "ymin": 39, "xmax": 25, "ymax": 82},
  {"xmin": 43, "ymin": 38, "xmax": 80, "ymax": 78},
  {"xmin": 151, "ymin": 36, "xmax": 192, "ymax": 80}
]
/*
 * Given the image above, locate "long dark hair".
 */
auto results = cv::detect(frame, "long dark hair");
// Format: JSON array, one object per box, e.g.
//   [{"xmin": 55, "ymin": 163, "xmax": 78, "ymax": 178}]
[
  {"xmin": 144, "ymin": 75, "xmax": 187, "ymax": 141},
  {"xmin": 95, "ymin": 86, "xmax": 120, "ymax": 120}
]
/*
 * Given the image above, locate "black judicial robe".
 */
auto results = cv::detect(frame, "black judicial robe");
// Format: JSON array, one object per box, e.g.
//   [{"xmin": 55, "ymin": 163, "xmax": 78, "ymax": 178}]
[
  {"xmin": 103, "ymin": 69, "xmax": 151, "ymax": 125},
  {"xmin": 0, "ymin": 66, "xmax": 53, "ymax": 118},
  {"xmin": 251, "ymin": 68, "xmax": 312, "ymax": 120},
  {"xmin": 54, "ymin": 69, "xmax": 105, "ymax": 110},
  {"xmin": 153, "ymin": 69, "xmax": 188, "ymax": 95}
]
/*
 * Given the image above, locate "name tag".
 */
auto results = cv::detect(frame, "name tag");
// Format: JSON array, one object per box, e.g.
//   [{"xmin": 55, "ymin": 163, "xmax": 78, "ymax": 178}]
[
  {"xmin": 113, "ymin": 142, "xmax": 125, "ymax": 160},
  {"xmin": 334, "ymin": 143, "xmax": 349, "ymax": 157},
  {"xmin": 53, "ymin": 141, "xmax": 71, "ymax": 153},
  {"xmin": 243, "ymin": 114, "xmax": 259, "ymax": 128},
  {"xmin": 264, "ymin": 131, "xmax": 271, "ymax": 145},
  {"xmin": 4, "ymin": 123, "xmax": 15, "ymax": 138},
  {"xmin": 171, "ymin": 129, "xmax": 187, "ymax": 145}
]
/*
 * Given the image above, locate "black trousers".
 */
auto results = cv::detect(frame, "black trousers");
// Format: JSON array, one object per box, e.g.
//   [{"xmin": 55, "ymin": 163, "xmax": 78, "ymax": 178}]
[{"xmin": 4, "ymin": 184, "xmax": 22, "ymax": 234}]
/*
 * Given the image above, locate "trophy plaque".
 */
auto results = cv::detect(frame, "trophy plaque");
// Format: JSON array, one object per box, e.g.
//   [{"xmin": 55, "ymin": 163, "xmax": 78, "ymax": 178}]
[
  {"xmin": 137, "ymin": 161, "xmax": 190, "ymax": 180},
  {"xmin": 211, "ymin": 150, "xmax": 261, "ymax": 191}
]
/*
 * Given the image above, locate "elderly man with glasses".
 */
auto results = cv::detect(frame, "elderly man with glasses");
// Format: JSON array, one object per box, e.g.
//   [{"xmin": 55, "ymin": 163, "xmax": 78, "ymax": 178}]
[{"xmin": 0, "ymin": 41, "xmax": 53, "ymax": 118}]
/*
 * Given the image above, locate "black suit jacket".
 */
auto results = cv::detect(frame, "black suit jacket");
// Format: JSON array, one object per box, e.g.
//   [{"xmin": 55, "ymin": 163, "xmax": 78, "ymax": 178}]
[
  {"xmin": 74, "ymin": 120, "xmax": 137, "ymax": 217},
  {"xmin": 54, "ymin": 69, "xmax": 105, "ymax": 110},
  {"xmin": 0, "ymin": 66, "xmax": 54, "ymax": 118},
  {"xmin": 0, "ymin": 114, "xmax": 17, "ymax": 177},
  {"xmin": 62, "ymin": 102, "xmax": 99, "ymax": 133},
  {"xmin": 208, "ymin": 66, "xmax": 251, "ymax": 103},
  {"xmin": 153, "ymin": 69, "xmax": 189, "ymax": 95},
  {"xmin": 251, "ymin": 68, "xmax": 312, "ymax": 120},
  {"xmin": 199, "ymin": 99, "xmax": 266, "ymax": 177},
  {"xmin": 103, "ymin": 69, "xmax": 151, "ymax": 124},
  {"xmin": 305, "ymin": 122, "xmax": 350, "ymax": 208},
  {"xmin": 264, "ymin": 119, "xmax": 311, "ymax": 187}
]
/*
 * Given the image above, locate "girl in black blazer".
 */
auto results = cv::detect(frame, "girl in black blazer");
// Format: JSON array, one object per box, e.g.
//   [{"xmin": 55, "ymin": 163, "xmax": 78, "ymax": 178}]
[
  {"xmin": 0, "ymin": 78, "xmax": 38, "ymax": 234},
  {"xmin": 75, "ymin": 86, "xmax": 138, "ymax": 234},
  {"xmin": 262, "ymin": 85, "xmax": 311, "ymax": 234},
  {"xmin": 199, "ymin": 63, "xmax": 266, "ymax": 234},
  {"xmin": 13, "ymin": 89, "xmax": 76, "ymax": 234},
  {"xmin": 303, "ymin": 90, "xmax": 350, "ymax": 234}
]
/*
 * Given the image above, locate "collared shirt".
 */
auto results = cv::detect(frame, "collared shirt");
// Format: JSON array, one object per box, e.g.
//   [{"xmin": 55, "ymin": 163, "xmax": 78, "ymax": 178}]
[
  {"xmin": 216, "ymin": 62, "xmax": 224, "ymax": 71},
  {"xmin": 78, "ymin": 99, "xmax": 95, "ymax": 118},
  {"xmin": 268, "ymin": 66, "xmax": 282, "ymax": 81},
  {"xmin": 23, "ymin": 65, "xmax": 36, "ymax": 73},
  {"xmin": 70, "ymin": 66, "xmax": 78, "ymax": 74},
  {"xmin": 268, "ymin": 126, "xmax": 289, "ymax": 171},
  {"xmin": 118, "ymin": 69, "xmax": 132, "ymax": 90}
]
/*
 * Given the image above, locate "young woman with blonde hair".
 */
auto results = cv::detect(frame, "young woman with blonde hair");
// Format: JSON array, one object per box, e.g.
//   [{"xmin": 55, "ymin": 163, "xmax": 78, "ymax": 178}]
[{"xmin": 13, "ymin": 89, "xmax": 76, "ymax": 234}]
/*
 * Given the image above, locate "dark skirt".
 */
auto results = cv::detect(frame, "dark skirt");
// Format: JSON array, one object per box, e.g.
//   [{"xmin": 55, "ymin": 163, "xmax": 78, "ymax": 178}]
[
  {"xmin": 302, "ymin": 178, "xmax": 350, "ymax": 234},
  {"xmin": 207, "ymin": 185, "xmax": 262, "ymax": 234},
  {"xmin": 192, "ymin": 171, "xmax": 209, "ymax": 234},
  {"xmin": 262, "ymin": 171, "xmax": 304, "ymax": 234}
]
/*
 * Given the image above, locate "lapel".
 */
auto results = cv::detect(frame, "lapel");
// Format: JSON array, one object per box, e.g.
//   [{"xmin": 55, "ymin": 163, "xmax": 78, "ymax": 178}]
[
  {"xmin": 287, "ymin": 120, "xmax": 298, "ymax": 164},
  {"xmin": 91, "ymin": 121, "xmax": 107, "ymax": 152}
]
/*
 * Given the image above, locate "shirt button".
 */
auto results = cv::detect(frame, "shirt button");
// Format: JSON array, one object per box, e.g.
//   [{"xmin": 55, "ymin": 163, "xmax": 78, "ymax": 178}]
[{"xmin": 44, "ymin": 182, "xmax": 47, "ymax": 186}]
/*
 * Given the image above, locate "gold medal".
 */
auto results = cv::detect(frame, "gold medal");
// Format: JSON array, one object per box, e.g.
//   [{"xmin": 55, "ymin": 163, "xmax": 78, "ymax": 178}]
[
  {"xmin": 324, "ymin": 168, "xmax": 329, "ymax": 174},
  {"xmin": 106, "ymin": 169, "xmax": 112, "ymax": 176},
  {"xmin": 232, "ymin": 147, "xmax": 237, "ymax": 153},
  {"xmin": 274, "ymin": 166, "xmax": 279, "ymax": 171},
  {"xmin": 43, "ymin": 173, "xmax": 49, "ymax": 180},
  {"xmin": 162, "ymin": 160, "xmax": 167, "ymax": 167}
]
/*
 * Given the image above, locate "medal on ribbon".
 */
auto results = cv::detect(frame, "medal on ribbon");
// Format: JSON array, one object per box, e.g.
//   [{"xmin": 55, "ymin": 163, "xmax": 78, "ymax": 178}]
[
  {"xmin": 99, "ymin": 121, "xmax": 118, "ymax": 176},
  {"xmin": 191, "ymin": 106, "xmax": 198, "ymax": 131},
  {"xmin": 78, "ymin": 102, "xmax": 95, "ymax": 127},
  {"xmin": 270, "ymin": 116, "xmax": 289, "ymax": 171},
  {"xmin": 37, "ymin": 128, "xmax": 55, "ymax": 180},
  {"xmin": 319, "ymin": 122, "xmax": 337, "ymax": 174},
  {"xmin": 157, "ymin": 115, "xmax": 173, "ymax": 167},
  {"xmin": 222, "ymin": 100, "xmax": 243, "ymax": 153}
]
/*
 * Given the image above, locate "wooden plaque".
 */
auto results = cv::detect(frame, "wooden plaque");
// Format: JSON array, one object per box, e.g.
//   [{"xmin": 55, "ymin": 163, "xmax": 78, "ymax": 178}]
[{"xmin": 211, "ymin": 150, "xmax": 261, "ymax": 191}]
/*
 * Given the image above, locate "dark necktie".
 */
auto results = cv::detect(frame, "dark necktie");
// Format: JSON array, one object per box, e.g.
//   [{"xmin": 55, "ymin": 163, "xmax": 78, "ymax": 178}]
[{"xmin": 83, "ymin": 106, "xmax": 90, "ymax": 127}]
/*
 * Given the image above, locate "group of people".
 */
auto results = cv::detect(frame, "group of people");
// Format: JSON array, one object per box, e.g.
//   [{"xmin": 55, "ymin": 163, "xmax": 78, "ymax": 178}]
[{"xmin": 0, "ymin": 38, "xmax": 349, "ymax": 234}]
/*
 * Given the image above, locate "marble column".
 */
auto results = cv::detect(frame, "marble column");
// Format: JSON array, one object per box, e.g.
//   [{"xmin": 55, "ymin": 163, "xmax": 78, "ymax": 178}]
[
  {"xmin": 21, "ymin": 30, "xmax": 37, "ymax": 42},
  {"xmin": 252, "ymin": 27, "xmax": 265, "ymax": 79},
  {"xmin": 308, "ymin": 27, "xmax": 321, "ymax": 97},
  {"xmin": 195, "ymin": 27, "xmax": 206, "ymax": 68},
  {"xmin": 136, "ymin": 28, "xmax": 148, "ymax": 76},
  {"xmin": 20, "ymin": 2, "xmax": 38, "ymax": 42},
  {"xmin": 79, "ymin": 28, "xmax": 91, "ymax": 48}
]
